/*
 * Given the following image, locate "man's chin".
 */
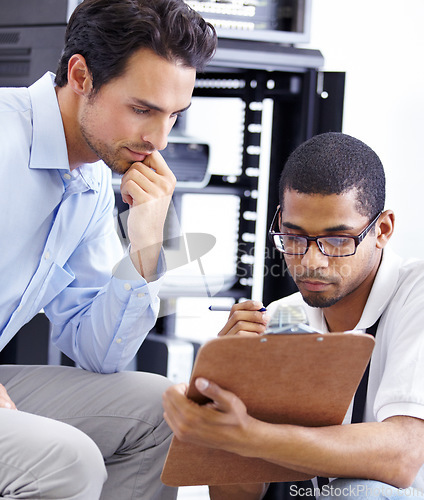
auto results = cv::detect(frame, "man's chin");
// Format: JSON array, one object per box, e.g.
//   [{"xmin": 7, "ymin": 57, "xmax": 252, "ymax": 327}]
[
  {"xmin": 302, "ymin": 293, "xmax": 340, "ymax": 309},
  {"xmin": 106, "ymin": 161, "xmax": 131, "ymax": 176}
]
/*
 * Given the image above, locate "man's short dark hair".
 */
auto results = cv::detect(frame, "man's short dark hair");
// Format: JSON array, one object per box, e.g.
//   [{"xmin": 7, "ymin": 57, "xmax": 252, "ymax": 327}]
[
  {"xmin": 55, "ymin": 0, "xmax": 217, "ymax": 90},
  {"xmin": 279, "ymin": 132, "xmax": 386, "ymax": 219}
]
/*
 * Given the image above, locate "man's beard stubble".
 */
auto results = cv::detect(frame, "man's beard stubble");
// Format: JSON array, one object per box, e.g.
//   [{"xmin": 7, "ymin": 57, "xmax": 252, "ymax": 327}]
[
  {"xmin": 291, "ymin": 268, "xmax": 343, "ymax": 309},
  {"xmin": 79, "ymin": 105, "xmax": 152, "ymax": 175},
  {"xmin": 80, "ymin": 124, "xmax": 129, "ymax": 175},
  {"xmin": 301, "ymin": 293, "xmax": 341, "ymax": 309}
]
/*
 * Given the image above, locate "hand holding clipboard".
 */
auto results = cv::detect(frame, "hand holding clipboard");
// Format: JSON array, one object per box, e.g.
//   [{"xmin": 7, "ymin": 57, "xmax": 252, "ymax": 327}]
[{"xmin": 161, "ymin": 326, "xmax": 375, "ymax": 486}]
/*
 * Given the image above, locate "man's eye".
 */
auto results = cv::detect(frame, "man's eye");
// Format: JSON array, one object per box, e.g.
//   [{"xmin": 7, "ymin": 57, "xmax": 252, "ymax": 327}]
[
  {"xmin": 284, "ymin": 235, "xmax": 300, "ymax": 243},
  {"xmin": 132, "ymin": 107, "xmax": 149, "ymax": 115},
  {"xmin": 324, "ymin": 237, "xmax": 350, "ymax": 248}
]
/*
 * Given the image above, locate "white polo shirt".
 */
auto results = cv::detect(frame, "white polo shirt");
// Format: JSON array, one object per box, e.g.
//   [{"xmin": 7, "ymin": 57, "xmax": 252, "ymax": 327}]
[{"xmin": 267, "ymin": 247, "xmax": 424, "ymax": 490}]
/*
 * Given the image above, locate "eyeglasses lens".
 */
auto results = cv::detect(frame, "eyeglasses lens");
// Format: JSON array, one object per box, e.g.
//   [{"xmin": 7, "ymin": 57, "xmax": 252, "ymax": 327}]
[{"xmin": 275, "ymin": 235, "xmax": 356, "ymax": 257}]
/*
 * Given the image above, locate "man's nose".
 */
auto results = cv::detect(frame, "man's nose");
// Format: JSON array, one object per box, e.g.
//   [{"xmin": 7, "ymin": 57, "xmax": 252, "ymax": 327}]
[
  {"xmin": 141, "ymin": 118, "xmax": 170, "ymax": 152},
  {"xmin": 300, "ymin": 241, "xmax": 329, "ymax": 270}
]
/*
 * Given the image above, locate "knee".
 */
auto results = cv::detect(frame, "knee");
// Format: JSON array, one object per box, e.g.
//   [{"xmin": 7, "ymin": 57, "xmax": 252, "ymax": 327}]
[
  {"xmin": 10, "ymin": 417, "xmax": 108, "ymax": 499},
  {"xmin": 63, "ymin": 430, "xmax": 107, "ymax": 488},
  {"xmin": 109, "ymin": 371, "xmax": 172, "ymax": 418},
  {"xmin": 43, "ymin": 425, "xmax": 107, "ymax": 497},
  {"xmin": 106, "ymin": 371, "xmax": 174, "ymax": 445}
]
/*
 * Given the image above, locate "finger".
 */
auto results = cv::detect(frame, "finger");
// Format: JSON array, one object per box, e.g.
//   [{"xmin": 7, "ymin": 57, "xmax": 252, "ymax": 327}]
[
  {"xmin": 162, "ymin": 384, "xmax": 202, "ymax": 435},
  {"xmin": 0, "ymin": 384, "xmax": 17, "ymax": 410},
  {"xmin": 121, "ymin": 170, "xmax": 162, "ymax": 200},
  {"xmin": 120, "ymin": 162, "xmax": 175, "ymax": 206},
  {"xmin": 218, "ymin": 311, "xmax": 269, "ymax": 337},
  {"xmin": 121, "ymin": 164, "xmax": 163, "ymax": 197},
  {"xmin": 174, "ymin": 382, "xmax": 189, "ymax": 395},
  {"xmin": 124, "ymin": 162, "xmax": 159, "ymax": 184},
  {"xmin": 120, "ymin": 179, "xmax": 138, "ymax": 206},
  {"xmin": 228, "ymin": 301, "xmax": 268, "ymax": 328},
  {"xmin": 0, "ymin": 399, "xmax": 17, "ymax": 410},
  {"xmin": 142, "ymin": 150, "xmax": 176, "ymax": 181},
  {"xmin": 218, "ymin": 321, "xmax": 268, "ymax": 337},
  {"xmin": 233, "ymin": 330, "xmax": 266, "ymax": 337},
  {"xmin": 231, "ymin": 300, "xmax": 265, "ymax": 313},
  {"xmin": 194, "ymin": 378, "xmax": 240, "ymax": 414},
  {"xmin": 122, "ymin": 157, "xmax": 173, "ymax": 184},
  {"xmin": 162, "ymin": 383, "xmax": 188, "ymax": 405},
  {"xmin": 162, "ymin": 383, "xmax": 189, "ymax": 415},
  {"xmin": 120, "ymin": 175, "xmax": 170, "ymax": 207},
  {"xmin": 122, "ymin": 151, "xmax": 175, "ymax": 187}
]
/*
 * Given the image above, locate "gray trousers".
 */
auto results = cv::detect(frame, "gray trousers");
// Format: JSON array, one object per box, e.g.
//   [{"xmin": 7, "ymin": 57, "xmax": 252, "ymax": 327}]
[{"xmin": 0, "ymin": 364, "xmax": 178, "ymax": 500}]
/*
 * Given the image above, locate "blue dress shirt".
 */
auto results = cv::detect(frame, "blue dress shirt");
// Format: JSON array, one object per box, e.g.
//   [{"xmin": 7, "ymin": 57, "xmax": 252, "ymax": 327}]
[{"xmin": 0, "ymin": 72, "xmax": 164, "ymax": 373}]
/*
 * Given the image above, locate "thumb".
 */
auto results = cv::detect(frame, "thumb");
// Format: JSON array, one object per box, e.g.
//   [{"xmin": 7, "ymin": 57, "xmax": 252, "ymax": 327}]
[
  {"xmin": 195, "ymin": 377, "xmax": 211, "ymax": 393},
  {"xmin": 194, "ymin": 377, "xmax": 233, "ymax": 412}
]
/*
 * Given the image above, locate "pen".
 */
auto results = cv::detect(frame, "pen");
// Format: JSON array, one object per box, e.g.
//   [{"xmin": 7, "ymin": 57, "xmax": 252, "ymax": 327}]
[{"xmin": 208, "ymin": 305, "xmax": 266, "ymax": 312}]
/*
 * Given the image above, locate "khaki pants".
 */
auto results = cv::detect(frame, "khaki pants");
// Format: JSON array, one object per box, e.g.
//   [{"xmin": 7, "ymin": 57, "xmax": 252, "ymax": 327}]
[{"xmin": 0, "ymin": 364, "xmax": 177, "ymax": 500}]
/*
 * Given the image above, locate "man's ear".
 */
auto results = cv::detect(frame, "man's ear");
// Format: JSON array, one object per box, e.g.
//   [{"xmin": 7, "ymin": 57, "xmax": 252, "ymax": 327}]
[
  {"xmin": 376, "ymin": 210, "xmax": 395, "ymax": 249},
  {"xmin": 67, "ymin": 54, "xmax": 93, "ymax": 96}
]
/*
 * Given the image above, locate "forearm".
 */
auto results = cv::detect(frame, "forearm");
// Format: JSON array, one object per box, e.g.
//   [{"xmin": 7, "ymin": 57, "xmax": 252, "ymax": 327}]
[
  {"xmin": 122, "ymin": 152, "xmax": 176, "ymax": 281},
  {"xmin": 236, "ymin": 416, "xmax": 423, "ymax": 489},
  {"xmin": 47, "ymin": 277, "xmax": 160, "ymax": 373},
  {"xmin": 163, "ymin": 381, "xmax": 424, "ymax": 491}
]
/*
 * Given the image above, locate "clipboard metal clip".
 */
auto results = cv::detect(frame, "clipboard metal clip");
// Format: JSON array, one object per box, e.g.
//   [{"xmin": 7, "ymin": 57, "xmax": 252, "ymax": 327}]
[
  {"xmin": 266, "ymin": 323, "xmax": 319, "ymax": 334},
  {"xmin": 265, "ymin": 304, "xmax": 322, "ymax": 335}
]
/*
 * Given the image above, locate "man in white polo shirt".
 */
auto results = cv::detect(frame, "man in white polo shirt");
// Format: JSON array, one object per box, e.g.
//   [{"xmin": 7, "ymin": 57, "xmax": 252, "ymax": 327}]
[{"xmin": 163, "ymin": 132, "xmax": 424, "ymax": 499}]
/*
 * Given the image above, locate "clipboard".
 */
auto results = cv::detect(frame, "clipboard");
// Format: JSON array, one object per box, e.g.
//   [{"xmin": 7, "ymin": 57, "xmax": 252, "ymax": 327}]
[{"xmin": 161, "ymin": 331, "xmax": 375, "ymax": 486}]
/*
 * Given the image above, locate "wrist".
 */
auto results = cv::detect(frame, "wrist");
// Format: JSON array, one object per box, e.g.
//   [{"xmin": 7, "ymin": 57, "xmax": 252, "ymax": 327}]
[
  {"xmin": 129, "ymin": 244, "xmax": 161, "ymax": 282},
  {"xmin": 235, "ymin": 417, "xmax": 269, "ymax": 458}
]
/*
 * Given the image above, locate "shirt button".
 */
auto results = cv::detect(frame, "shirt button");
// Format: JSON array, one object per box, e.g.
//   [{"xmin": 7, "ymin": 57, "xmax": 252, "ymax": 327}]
[
  {"xmin": 63, "ymin": 173, "xmax": 72, "ymax": 180},
  {"xmin": 124, "ymin": 283, "xmax": 131, "ymax": 291},
  {"xmin": 116, "ymin": 338, "xmax": 122, "ymax": 344},
  {"xmin": 44, "ymin": 251, "xmax": 51, "ymax": 260},
  {"xmin": 137, "ymin": 292, "xmax": 145, "ymax": 298}
]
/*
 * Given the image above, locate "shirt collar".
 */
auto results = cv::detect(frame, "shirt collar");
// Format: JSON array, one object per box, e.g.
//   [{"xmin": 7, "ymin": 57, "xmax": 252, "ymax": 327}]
[
  {"xmin": 28, "ymin": 72, "xmax": 69, "ymax": 171},
  {"xmin": 28, "ymin": 72, "xmax": 101, "ymax": 192},
  {"xmin": 356, "ymin": 247, "xmax": 402, "ymax": 330}
]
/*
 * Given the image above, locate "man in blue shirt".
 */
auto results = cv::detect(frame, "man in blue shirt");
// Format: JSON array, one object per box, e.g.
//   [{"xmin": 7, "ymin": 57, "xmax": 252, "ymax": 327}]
[{"xmin": 0, "ymin": 0, "xmax": 216, "ymax": 498}]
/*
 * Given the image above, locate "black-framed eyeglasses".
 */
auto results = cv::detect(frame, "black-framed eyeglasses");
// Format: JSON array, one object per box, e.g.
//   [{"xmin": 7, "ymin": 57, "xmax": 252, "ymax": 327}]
[{"xmin": 268, "ymin": 208, "xmax": 382, "ymax": 257}]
